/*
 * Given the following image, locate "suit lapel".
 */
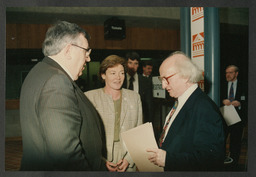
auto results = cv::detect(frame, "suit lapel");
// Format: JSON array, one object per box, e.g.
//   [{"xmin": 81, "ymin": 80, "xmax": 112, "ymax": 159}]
[
  {"xmin": 138, "ymin": 74, "xmax": 144, "ymax": 95},
  {"xmin": 42, "ymin": 57, "xmax": 102, "ymax": 132},
  {"xmin": 120, "ymin": 89, "xmax": 128, "ymax": 126},
  {"xmin": 163, "ymin": 107, "xmax": 188, "ymax": 144},
  {"xmin": 138, "ymin": 75, "xmax": 142, "ymax": 93},
  {"xmin": 75, "ymin": 84, "xmax": 103, "ymax": 133},
  {"xmin": 122, "ymin": 74, "xmax": 128, "ymax": 89},
  {"xmin": 163, "ymin": 88, "xmax": 202, "ymax": 145},
  {"xmin": 235, "ymin": 80, "xmax": 241, "ymax": 100}
]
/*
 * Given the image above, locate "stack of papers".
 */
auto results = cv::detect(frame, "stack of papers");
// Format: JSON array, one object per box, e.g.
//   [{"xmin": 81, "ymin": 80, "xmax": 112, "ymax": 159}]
[
  {"xmin": 220, "ymin": 105, "xmax": 241, "ymax": 126},
  {"xmin": 121, "ymin": 123, "xmax": 164, "ymax": 172}
]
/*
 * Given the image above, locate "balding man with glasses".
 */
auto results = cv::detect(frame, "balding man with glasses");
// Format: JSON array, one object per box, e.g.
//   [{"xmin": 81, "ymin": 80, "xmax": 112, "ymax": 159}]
[
  {"xmin": 221, "ymin": 65, "xmax": 247, "ymax": 169},
  {"xmin": 147, "ymin": 51, "xmax": 225, "ymax": 171}
]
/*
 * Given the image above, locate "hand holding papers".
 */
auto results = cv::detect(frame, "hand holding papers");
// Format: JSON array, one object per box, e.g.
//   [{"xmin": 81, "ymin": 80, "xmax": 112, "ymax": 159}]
[
  {"xmin": 220, "ymin": 105, "xmax": 241, "ymax": 126},
  {"xmin": 121, "ymin": 123, "xmax": 164, "ymax": 172},
  {"xmin": 147, "ymin": 148, "xmax": 166, "ymax": 167}
]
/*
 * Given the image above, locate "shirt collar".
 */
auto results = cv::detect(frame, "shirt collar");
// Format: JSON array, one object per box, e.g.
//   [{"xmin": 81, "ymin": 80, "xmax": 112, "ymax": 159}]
[
  {"xmin": 229, "ymin": 79, "xmax": 237, "ymax": 85},
  {"xmin": 143, "ymin": 74, "xmax": 149, "ymax": 77},
  {"xmin": 53, "ymin": 58, "xmax": 74, "ymax": 80},
  {"xmin": 127, "ymin": 73, "xmax": 138, "ymax": 80},
  {"xmin": 178, "ymin": 84, "xmax": 198, "ymax": 106}
]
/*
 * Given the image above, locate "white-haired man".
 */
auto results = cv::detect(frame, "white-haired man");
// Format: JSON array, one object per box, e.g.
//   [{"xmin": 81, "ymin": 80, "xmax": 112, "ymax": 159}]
[{"xmin": 147, "ymin": 51, "xmax": 225, "ymax": 171}]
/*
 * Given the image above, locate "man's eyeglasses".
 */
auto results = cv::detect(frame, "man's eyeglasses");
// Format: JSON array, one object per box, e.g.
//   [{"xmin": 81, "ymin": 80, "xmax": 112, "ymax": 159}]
[
  {"xmin": 71, "ymin": 44, "xmax": 92, "ymax": 56},
  {"xmin": 158, "ymin": 73, "xmax": 177, "ymax": 84},
  {"xmin": 225, "ymin": 71, "xmax": 235, "ymax": 74}
]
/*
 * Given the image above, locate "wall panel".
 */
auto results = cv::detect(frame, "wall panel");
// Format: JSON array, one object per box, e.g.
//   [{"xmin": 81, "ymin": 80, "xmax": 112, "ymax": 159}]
[{"xmin": 6, "ymin": 24, "xmax": 180, "ymax": 50}]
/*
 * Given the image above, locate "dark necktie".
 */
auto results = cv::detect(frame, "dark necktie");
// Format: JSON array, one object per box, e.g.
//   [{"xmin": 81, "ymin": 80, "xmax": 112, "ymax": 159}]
[
  {"xmin": 128, "ymin": 76, "xmax": 134, "ymax": 90},
  {"xmin": 159, "ymin": 100, "xmax": 178, "ymax": 147},
  {"xmin": 229, "ymin": 82, "xmax": 234, "ymax": 101}
]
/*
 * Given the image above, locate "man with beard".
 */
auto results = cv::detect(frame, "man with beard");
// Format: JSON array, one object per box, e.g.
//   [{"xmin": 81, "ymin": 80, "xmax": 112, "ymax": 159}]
[{"xmin": 123, "ymin": 51, "xmax": 153, "ymax": 123}]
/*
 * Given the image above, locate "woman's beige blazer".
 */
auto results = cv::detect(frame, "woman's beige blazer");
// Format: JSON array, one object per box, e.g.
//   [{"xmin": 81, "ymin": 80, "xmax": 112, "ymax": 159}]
[{"xmin": 85, "ymin": 88, "xmax": 143, "ymax": 166}]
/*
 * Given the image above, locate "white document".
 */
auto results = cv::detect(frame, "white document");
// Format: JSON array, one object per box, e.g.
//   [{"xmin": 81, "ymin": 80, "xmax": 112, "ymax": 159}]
[
  {"xmin": 121, "ymin": 123, "xmax": 164, "ymax": 172},
  {"xmin": 220, "ymin": 105, "xmax": 241, "ymax": 126}
]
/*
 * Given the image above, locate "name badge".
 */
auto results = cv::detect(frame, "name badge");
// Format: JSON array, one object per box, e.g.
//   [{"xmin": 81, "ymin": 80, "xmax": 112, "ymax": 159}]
[{"xmin": 241, "ymin": 96, "xmax": 245, "ymax": 100}]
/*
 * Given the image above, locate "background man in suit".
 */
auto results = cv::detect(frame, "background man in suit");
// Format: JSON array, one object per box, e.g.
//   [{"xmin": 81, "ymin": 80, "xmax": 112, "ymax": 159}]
[
  {"xmin": 221, "ymin": 65, "xmax": 247, "ymax": 168},
  {"xmin": 20, "ymin": 21, "xmax": 107, "ymax": 171},
  {"xmin": 147, "ymin": 51, "xmax": 225, "ymax": 171},
  {"xmin": 123, "ymin": 52, "xmax": 153, "ymax": 123},
  {"xmin": 142, "ymin": 60, "xmax": 153, "ymax": 78}
]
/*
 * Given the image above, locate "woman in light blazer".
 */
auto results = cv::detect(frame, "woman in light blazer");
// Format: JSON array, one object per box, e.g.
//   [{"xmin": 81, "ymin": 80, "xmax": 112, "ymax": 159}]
[{"xmin": 85, "ymin": 55, "xmax": 143, "ymax": 172}]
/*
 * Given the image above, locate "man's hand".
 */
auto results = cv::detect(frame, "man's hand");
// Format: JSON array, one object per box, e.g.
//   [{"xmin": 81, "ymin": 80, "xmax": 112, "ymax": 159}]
[
  {"xmin": 223, "ymin": 99, "xmax": 241, "ymax": 107},
  {"xmin": 223, "ymin": 99, "xmax": 231, "ymax": 106},
  {"xmin": 147, "ymin": 148, "xmax": 166, "ymax": 167},
  {"xmin": 231, "ymin": 100, "xmax": 241, "ymax": 107}
]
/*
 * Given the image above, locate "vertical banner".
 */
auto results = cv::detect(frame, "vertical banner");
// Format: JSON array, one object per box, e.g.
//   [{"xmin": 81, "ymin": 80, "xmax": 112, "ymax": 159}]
[{"xmin": 191, "ymin": 7, "xmax": 204, "ymax": 91}]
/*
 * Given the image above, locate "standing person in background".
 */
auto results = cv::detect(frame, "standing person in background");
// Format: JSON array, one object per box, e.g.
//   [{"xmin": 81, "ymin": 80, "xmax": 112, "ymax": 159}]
[
  {"xmin": 123, "ymin": 51, "xmax": 153, "ymax": 123},
  {"xmin": 147, "ymin": 51, "xmax": 225, "ymax": 171},
  {"xmin": 142, "ymin": 60, "xmax": 153, "ymax": 78},
  {"xmin": 20, "ymin": 21, "xmax": 107, "ymax": 171},
  {"xmin": 221, "ymin": 65, "xmax": 247, "ymax": 169},
  {"xmin": 85, "ymin": 55, "xmax": 143, "ymax": 172}
]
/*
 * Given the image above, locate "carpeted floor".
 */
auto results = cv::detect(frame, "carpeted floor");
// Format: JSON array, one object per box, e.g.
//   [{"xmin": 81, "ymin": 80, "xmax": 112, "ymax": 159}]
[
  {"xmin": 5, "ymin": 125, "xmax": 248, "ymax": 171},
  {"xmin": 5, "ymin": 137, "xmax": 22, "ymax": 171}
]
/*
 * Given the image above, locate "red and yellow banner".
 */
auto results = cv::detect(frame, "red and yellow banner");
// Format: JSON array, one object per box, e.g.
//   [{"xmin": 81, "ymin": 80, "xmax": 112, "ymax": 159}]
[{"xmin": 191, "ymin": 7, "xmax": 204, "ymax": 91}]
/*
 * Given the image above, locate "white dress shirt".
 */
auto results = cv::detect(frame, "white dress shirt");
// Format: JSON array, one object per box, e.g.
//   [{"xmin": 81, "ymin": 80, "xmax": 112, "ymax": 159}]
[
  {"xmin": 126, "ymin": 73, "xmax": 139, "ymax": 93},
  {"xmin": 142, "ymin": 73, "xmax": 149, "ymax": 77},
  {"xmin": 227, "ymin": 79, "xmax": 238, "ymax": 98}
]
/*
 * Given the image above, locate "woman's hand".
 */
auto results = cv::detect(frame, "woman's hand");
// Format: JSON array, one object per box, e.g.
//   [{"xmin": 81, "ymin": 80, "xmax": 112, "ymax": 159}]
[
  {"xmin": 116, "ymin": 159, "xmax": 129, "ymax": 172},
  {"xmin": 106, "ymin": 161, "xmax": 118, "ymax": 172}
]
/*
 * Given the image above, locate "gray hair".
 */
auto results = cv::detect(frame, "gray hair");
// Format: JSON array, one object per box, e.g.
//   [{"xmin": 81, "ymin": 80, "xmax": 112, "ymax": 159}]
[
  {"xmin": 170, "ymin": 51, "xmax": 203, "ymax": 83},
  {"xmin": 226, "ymin": 65, "xmax": 239, "ymax": 72},
  {"xmin": 42, "ymin": 21, "xmax": 90, "ymax": 56}
]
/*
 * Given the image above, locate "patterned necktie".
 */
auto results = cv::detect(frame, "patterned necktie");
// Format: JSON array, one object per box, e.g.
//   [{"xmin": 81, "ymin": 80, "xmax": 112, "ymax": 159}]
[
  {"xmin": 128, "ymin": 76, "xmax": 134, "ymax": 90},
  {"xmin": 229, "ymin": 82, "xmax": 234, "ymax": 101},
  {"xmin": 159, "ymin": 100, "xmax": 178, "ymax": 147}
]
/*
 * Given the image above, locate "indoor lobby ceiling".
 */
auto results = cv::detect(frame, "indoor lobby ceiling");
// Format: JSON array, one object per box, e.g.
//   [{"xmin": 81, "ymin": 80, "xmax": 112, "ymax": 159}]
[{"xmin": 6, "ymin": 7, "xmax": 248, "ymax": 30}]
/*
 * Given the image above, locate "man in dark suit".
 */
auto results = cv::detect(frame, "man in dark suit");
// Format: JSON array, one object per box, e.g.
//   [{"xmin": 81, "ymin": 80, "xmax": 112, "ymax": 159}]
[
  {"xmin": 122, "ymin": 52, "xmax": 153, "ymax": 123},
  {"xmin": 142, "ymin": 60, "xmax": 153, "ymax": 78},
  {"xmin": 147, "ymin": 51, "xmax": 225, "ymax": 171},
  {"xmin": 20, "ymin": 21, "xmax": 107, "ymax": 171},
  {"xmin": 221, "ymin": 65, "xmax": 247, "ymax": 168}
]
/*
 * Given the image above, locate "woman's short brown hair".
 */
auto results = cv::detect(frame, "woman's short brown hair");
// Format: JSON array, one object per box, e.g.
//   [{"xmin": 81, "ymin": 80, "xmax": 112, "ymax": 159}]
[{"xmin": 99, "ymin": 55, "xmax": 127, "ymax": 82}]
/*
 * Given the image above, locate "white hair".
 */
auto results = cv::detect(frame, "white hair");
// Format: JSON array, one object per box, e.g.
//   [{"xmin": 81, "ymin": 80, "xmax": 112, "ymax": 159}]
[{"xmin": 170, "ymin": 51, "xmax": 203, "ymax": 83}]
